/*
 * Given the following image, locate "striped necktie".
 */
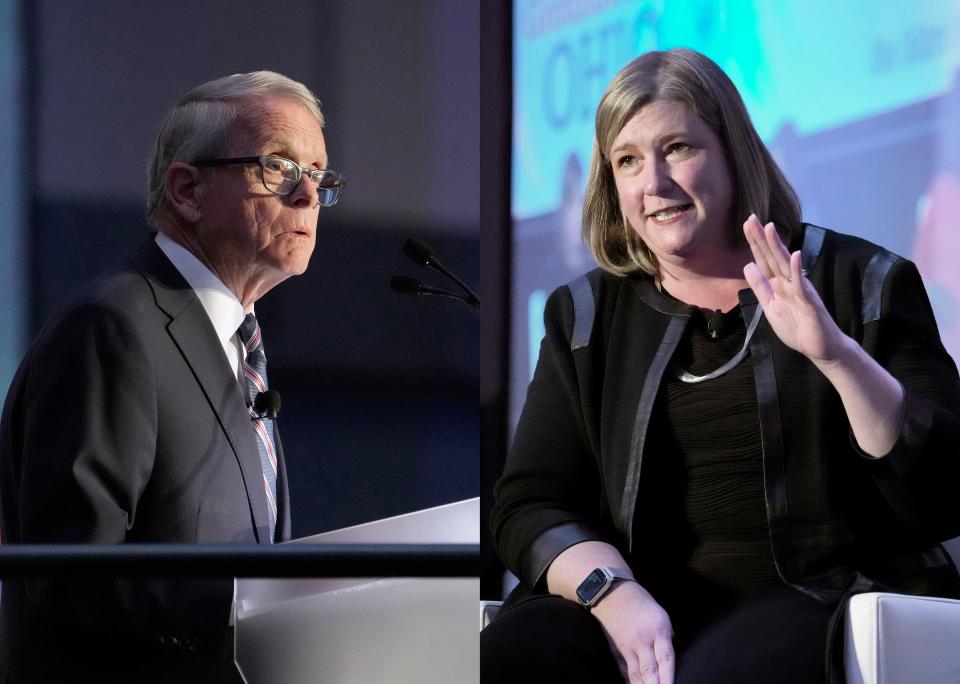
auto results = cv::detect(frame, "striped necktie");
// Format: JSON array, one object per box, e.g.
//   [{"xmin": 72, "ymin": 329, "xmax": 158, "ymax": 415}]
[{"xmin": 237, "ymin": 313, "xmax": 278, "ymax": 542}]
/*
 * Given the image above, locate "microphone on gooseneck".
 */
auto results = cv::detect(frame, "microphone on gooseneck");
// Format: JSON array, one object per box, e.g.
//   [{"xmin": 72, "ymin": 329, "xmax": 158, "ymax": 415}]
[
  {"xmin": 394, "ymin": 238, "xmax": 480, "ymax": 311},
  {"xmin": 401, "ymin": 237, "xmax": 435, "ymax": 267},
  {"xmin": 251, "ymin": 390, "xmax": 281, "ymax": 419},
  {"xmin": 707, "ymin": 309, "xmax": 724, "ymax": 339},
  {"xmin": 389, "ymin": 275, "xmax": 423, "ymax": 297},
  {"xmin": 389, "ymin": 275, "xmax": 476, "ymax": 306}
]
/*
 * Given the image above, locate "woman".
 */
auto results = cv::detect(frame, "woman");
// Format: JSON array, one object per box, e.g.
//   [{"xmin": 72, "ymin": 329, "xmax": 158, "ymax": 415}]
[{"xmin": 483, "ymin": 48, "xmax": 960, "ymax": 684}]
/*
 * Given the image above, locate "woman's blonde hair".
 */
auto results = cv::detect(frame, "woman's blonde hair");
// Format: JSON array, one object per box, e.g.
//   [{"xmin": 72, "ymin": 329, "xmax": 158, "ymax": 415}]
[{"xmin": 582, "ymin": 48, "xmax": 801, "ymax": 276}]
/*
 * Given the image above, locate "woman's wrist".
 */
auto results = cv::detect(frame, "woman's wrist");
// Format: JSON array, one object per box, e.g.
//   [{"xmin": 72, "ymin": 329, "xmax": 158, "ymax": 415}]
[
  {"xmin": 810, "ymin": 330, "xmax": 905, "ymax": 458},
  {"xmin": 809, "ymin": 328, "xmax": 858, "ymax": 374}
]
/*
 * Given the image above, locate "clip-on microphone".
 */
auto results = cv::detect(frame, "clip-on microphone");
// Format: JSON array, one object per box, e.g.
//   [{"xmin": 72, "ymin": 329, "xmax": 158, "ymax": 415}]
[{"xmin": 249, "ymin": 390, "xmax": 281, "ymax": 419}]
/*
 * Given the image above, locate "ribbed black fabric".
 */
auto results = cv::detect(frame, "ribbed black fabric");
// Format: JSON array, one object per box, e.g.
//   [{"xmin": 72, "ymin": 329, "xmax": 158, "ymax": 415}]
[
  {"xmin": 632, "ymin": 304, "xmax": 780, "ymax": 632},
  {"xmin": 635, "ymin": 306, "xmax": 781, "ymax": 594}
]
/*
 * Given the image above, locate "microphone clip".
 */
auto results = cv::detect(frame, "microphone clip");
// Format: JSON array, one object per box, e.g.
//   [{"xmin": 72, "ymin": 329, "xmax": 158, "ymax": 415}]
[
  {"xmin": 707, "ymin": 309, "xmax": 724, "ymax": 340},
  {"xmin": 248, "ymin": 390, "xmax": 281, "ymax": 420}
]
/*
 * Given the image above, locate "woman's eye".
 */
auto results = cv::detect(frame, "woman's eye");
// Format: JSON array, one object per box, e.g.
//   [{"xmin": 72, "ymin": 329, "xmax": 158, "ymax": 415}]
[
  {"xmin": 616, "ymin": 155, "xmax": 636, "ymax": 168},
  {"xmin": 667, "ymin": 142, "xmax": 690, "ymax": 154}
]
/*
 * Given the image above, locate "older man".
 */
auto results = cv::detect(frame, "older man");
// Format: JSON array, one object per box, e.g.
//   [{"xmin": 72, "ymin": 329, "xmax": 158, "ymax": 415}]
[{"xmin": 0, "ymin": 72, "xmax": 343, "ymax": 682}]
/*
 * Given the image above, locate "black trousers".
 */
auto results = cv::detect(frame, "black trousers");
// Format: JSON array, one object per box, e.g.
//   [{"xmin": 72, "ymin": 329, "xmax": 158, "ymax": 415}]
[{"xmin": 481, "ymin": 587, "xmax": 834, "ymax": 683}]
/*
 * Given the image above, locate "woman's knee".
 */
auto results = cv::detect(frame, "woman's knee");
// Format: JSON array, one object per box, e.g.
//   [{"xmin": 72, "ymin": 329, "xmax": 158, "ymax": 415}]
[{"xmin": 481, "ymin": 595, "xmax": 623, "ymax": 683}]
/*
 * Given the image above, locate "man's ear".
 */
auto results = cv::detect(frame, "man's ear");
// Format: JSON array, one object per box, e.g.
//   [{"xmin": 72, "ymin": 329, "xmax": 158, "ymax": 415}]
[{"xmin": 165, "ymin": 162, "xmax": 204, "ymax": 223}]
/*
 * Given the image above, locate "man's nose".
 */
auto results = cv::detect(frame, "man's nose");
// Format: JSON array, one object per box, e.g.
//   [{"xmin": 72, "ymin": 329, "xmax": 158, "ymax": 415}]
[{"xmin": 288, "ymin": 172, "xmax": 320, "ymax": 208}]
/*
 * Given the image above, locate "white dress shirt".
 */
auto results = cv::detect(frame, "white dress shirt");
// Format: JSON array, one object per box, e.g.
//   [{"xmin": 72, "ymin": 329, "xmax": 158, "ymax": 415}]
[{"xmin": 154, "ymin": 231, "xmax": 249, "ymax": 379}]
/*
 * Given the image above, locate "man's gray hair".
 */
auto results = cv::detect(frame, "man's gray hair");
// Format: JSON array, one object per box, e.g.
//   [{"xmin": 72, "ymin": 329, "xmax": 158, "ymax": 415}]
[{"xmin": 146, "ymin": 70, "xmax": 324, "ymax": 225}]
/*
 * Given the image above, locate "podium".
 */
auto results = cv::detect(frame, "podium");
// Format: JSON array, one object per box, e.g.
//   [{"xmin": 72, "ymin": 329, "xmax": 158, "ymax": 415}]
[{"xmin": 234, "ymin": 499, "xmax": 479, "ymax": 683}]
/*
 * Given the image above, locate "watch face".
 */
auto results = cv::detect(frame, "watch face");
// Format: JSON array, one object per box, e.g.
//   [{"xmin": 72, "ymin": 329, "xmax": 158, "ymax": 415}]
[{"xmin": 576, "ymin": 568, "xmax": 608, "ymax": 605}]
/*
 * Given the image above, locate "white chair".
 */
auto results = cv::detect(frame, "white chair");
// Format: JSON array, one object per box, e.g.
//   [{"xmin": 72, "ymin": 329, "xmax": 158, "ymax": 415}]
[
  {"xmin": 845, "ymin": 592, "xmax": 960, "ymax": 684},
  {"xmin": 480, "ymin": 600, "xmax": 502, "ymax": 631}
]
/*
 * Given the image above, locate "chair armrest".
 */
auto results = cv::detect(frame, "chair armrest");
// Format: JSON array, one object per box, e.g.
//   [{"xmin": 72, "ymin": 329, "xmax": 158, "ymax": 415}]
[
  {"xmin": 481, "ymin": 600, "xmax": 503, "ymax": 631},
  {"xmin": 845, "ymin": 592, "xmax": 960, "ymax": 684}
]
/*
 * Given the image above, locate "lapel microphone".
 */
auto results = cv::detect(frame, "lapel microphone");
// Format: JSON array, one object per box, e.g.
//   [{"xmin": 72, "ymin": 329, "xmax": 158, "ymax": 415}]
[
  {"xmin": 707, "ymin": 309, "xmax": 724, "ymax": 339},
  {"xmin": 250, "ymin": 390, "xmax": 281, "ymax": 419}
]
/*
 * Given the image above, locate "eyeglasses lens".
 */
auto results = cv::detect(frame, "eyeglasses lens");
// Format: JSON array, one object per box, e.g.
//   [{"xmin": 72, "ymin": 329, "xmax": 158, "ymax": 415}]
[
  {"xmin": 260, "ymin": 156, "xmax": 342, "ymax": 205},
  {"xmin": 261, "ymin": 157, "xmax": 299, "ymax": 195},
  {"xmin": 316, "ymin": 170, "xmax": 343, "ymax": 207}
]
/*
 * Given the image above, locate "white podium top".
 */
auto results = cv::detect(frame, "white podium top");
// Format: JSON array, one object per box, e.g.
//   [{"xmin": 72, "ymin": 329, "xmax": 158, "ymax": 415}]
[
  {"xmin": 236, "ymin": 498, "xmax": 478, "ymax": 618},
  {"xmin": 234, "ymin": 498, "xmax": 480, "ymax": 684}
]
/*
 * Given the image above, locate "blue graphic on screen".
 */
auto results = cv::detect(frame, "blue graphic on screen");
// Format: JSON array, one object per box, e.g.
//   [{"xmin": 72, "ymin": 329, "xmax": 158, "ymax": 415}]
[
  {"xmin": 510, "ymin": 0, "xmax": 960, "ymax": 429},
  {"xmin": 0, "ymin": 0, "xmax": 26, "ymax": 395}
]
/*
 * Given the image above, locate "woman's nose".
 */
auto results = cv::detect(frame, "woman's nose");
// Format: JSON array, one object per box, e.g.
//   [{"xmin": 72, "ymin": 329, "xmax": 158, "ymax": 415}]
[{"xmin": 642, "ymin": 158, "xmax": 673, "ymax": 196}]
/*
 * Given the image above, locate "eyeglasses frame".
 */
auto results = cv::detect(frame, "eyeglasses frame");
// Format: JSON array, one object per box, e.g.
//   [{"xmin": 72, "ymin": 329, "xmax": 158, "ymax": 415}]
[{"xmin": 193, "ymin": 155, "xmax": 345, "ymax": 206}]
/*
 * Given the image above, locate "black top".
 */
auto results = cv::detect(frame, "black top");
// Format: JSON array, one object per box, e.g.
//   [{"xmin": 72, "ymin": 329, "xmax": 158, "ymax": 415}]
[{"xmin": 633, "ymin": 303, "xmax": 781, "ymax": 613}]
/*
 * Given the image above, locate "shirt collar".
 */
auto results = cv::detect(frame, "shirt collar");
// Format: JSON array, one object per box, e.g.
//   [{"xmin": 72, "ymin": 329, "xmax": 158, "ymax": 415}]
[{"xmin": 154, "ymin": 231, "xmax": 248, "ymax": 344}]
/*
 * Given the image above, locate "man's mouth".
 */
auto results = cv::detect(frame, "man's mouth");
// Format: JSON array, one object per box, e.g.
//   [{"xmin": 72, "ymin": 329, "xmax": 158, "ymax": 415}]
[{"xmin": 649, "ymin": 204, "xmax": 693, "ymax": 223}]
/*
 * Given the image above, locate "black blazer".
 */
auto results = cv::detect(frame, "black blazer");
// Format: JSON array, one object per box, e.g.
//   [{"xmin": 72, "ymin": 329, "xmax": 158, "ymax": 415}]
[
  {"xmin": 492, "ymin": 226, "xmax": 960, "ymax": 604},
  {"xmin": 0, "ymin": 236, "xmax": 292, "ymax": 682}
]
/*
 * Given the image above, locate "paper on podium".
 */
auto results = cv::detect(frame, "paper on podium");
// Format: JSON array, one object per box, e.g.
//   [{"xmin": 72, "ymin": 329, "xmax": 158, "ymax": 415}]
[{"xmin": 234, "ymin": 498, "xmax": 478, "ymax": 684}]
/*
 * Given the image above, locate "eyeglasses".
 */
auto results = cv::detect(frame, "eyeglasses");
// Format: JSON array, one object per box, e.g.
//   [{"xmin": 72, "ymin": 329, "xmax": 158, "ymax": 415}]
[{"xmin": 193, "ymin": 155, "xmax": 345, "ymax": 206}]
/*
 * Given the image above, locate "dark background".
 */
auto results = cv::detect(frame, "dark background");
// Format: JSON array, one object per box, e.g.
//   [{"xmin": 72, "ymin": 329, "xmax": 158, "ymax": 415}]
[{"xmin": 16, "ymin": 0, "xmax": 481, "ymax": 538}]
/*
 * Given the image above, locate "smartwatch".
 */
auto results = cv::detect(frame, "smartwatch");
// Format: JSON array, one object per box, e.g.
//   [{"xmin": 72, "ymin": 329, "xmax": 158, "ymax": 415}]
[{"xmin": 575, "ymin": 567, "xmax": 633, "ymax": 608}]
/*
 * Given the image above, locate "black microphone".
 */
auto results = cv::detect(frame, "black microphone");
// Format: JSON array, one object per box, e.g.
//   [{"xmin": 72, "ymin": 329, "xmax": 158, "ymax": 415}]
[
  {"xmin": 401, "ymin": 238, "xmax": 435, "ymax": 267},
  {"xmin": 706, "ymin": 309, "xmax": 724, "ymax": 339},
  {"xmin": 400, "ymin": 238, "xmax": 480, "ymax": 309},
  {"xmin": 252, "ymin": 390, "xmax": 281, "ymax": 419},
  {"xmin": 389, "ymin": 275, "xmax": 478, "ymax": 308},
  {"xmin": 389, "ymin": 275, "xmax": 422, "ymax": 297}
]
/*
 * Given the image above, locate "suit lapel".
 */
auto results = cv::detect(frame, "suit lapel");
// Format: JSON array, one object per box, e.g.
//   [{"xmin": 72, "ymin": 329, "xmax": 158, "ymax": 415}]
[{"xmin": 129, "ymin": 237, "xmax": 271, "ymax": 543}]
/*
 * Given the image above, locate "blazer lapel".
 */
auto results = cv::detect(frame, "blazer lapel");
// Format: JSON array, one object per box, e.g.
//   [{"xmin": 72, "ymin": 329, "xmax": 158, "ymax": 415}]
[
  {"xmin": 129, "ymin": 237, "xmax": 270, "ymax": 543},
  {"xmin": 616, "ymin": 277, "xmax": 694, "ymax": 551}
]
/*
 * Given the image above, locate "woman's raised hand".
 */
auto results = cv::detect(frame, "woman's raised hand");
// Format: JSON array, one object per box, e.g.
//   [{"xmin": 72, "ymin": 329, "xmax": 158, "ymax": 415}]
[
  {"xmin": 742, "ymin": 214, "xmax": 844, "ymax": 364},
  {"xmin": 591, "ymin": 581, "xmax": 675, "ymax": 684}
]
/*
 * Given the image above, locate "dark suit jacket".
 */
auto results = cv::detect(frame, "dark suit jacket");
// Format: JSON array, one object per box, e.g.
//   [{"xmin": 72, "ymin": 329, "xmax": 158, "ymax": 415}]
[
  {"xmin": 0, "ymin": 236, "xmax": 291, "ymax": 682},
  {"xmin": 493, "ymin": 226, "xmax": 960, "ymax": 605}
]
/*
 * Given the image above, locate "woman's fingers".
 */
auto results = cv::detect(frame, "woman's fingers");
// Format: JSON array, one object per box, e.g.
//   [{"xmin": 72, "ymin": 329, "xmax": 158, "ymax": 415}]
[
  {"xmin": 743, "ymin": 261, "xmax": 773, "ymax": 305},
  {"xmin": 763, "ymin": 222, "xmax": 790, "ymax": 275},
  {"xmin": 628, "ymin": 638, "xmax": 674, "ymax": 684},
  {"xmin": 789, "ymin": 249, "xmax": 807, "ymax": 289},
  {"xmin": 592, "ymin": 582, "xmax": 674, "ymax": 684},
  {"xmin": 762, "ymin": 221, "xmax": 792, "ymax": 281},
  {"xmin": 743, "ymin": 215, "xmax": 776, "ymax": 280},
  {"xmin": 744, "ymin": 215, "xmax": 793, "ymax": 284},
  {"xmin": 631, "ymin": 647, "xmax": 661, "ymax": 684},
  {"xmin": 653, "ymin": 636, "xmax": 676, "ymax": 684}
]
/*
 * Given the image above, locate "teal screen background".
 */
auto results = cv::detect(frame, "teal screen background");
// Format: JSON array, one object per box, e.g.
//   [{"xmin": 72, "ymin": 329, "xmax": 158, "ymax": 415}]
[{"xmin": 511, "ymin": 1, "xmax": 960, "ymax": 430}]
